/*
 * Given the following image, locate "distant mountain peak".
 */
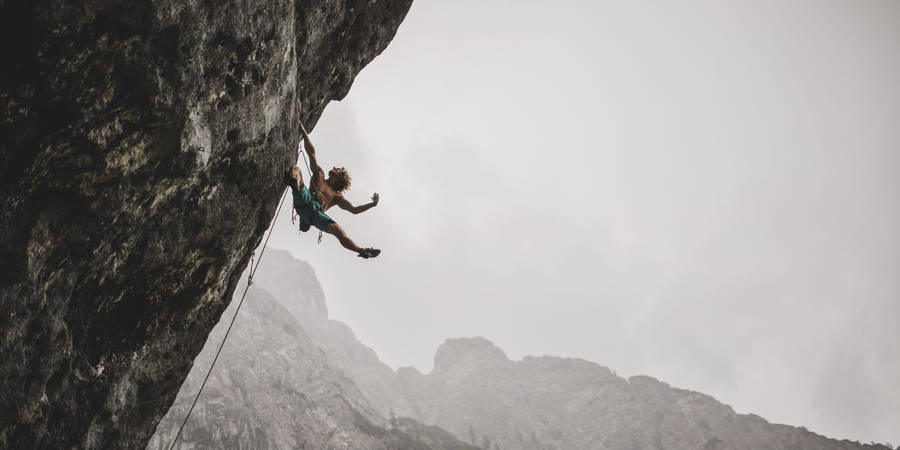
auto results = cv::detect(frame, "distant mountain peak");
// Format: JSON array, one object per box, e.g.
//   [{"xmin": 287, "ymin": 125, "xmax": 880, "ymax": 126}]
[
  {"xmin": 252, "ymin": 248, "xmax": 328, "ymax": 318},
  {"xmin": 433, "ymin": 337, "xmax": 510, "ymax": 373},
  {"xmin": 152, "ymin": 251, "xmax": 893, "ymax": 450}
]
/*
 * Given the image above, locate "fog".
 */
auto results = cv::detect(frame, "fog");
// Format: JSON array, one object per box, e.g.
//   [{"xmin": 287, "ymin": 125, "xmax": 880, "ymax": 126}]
[{"xmin": 266, "ymin": 1, "xmax": 900, "ymax": 445}]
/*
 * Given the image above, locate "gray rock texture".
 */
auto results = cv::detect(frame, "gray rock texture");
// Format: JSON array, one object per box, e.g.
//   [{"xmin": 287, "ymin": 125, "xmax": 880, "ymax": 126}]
[
  {"xmin": 391, "ymin": 340, "xmax": 892, "ymax": 450},
  {"xmin": 148, "ymin": 250, "xmax": 477, "ymax": 450},
  {"xmin": 258, "ymin": 253, "xmax": 892, "ymax": 450},
  {"xmin": 0, "ymin": 0, "xmax": 411, "ymax": 448},
  {"xmin": 251, "ymin": 247, "xmax": 400, "ymax": 416}
]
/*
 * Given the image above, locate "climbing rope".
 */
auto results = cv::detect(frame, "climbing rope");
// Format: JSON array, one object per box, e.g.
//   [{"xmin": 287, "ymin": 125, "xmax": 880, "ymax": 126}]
[
  {"xmin": 297, "ymin": 141, "xmax": 324, "ymax": 244},
  {"xmin": 299, "ymin": 140, "xmax": 313, "ymax": 179},
  {"xmin": 290, "ymin": 141, "xmax": 309, "ymax": 226},
  {"xmin": 168, "ymin": 184, "xmax": 289, "ymax": 450}
]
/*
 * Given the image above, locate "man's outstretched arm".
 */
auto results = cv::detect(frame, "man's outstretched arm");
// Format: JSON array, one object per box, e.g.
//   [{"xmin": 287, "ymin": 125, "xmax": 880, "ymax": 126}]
[
  {"xmin": 299, "ymin": 120, "xmax": 324, "ymax": 178},
  {"xmin": 335, "ymin": 193, "xmax": 380, "ymax": 215}
]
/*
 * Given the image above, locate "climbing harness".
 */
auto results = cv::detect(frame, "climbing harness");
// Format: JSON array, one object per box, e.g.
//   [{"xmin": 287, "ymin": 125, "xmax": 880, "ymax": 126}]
[
  {"xmin": 297, "ymin": 143, "xmax": 325, "ymax": 244},
  {"xmin": 291, "ymin": 146, "xmax": 311, "ymax": 228}
]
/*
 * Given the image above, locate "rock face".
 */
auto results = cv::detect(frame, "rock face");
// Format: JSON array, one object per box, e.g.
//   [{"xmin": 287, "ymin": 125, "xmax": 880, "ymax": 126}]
[
  {"xmin": 250, "ymin": 247, "xmax": 400, "ymax": 416},
  {"xmin": 178, "ymin": 251, "xmax": 891, "ymax": 450},
  {"xmin": 148, "ymin": 251, "xmax": 476, "ymax": 450},
  {"xmin": 0, "ymin": 0, "xmax": 411, "ymax": 448},
  {"xmin": 391, "ymin": 344, "xmax": 891, "ymax": 450}
]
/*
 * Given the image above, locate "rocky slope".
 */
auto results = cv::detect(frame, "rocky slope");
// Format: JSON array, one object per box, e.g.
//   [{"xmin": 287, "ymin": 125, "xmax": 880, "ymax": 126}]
[
  {"xmin": 0, "ymin": 0, "xmax": 411, "ymax": 448},
  {"xmin": 391, "ymin": 338, "xmax": 891, "ymax": 450},
  {"xmin": 250, "ymin": 247, "xmax": 400, "ymax": 416},
  {"xmin": 148, "ymin": 254, "xmax": 476, "ymax": 450},
  {"xmin": 257, "ymin": 252, "xmax": 890, "ymax": 450}
]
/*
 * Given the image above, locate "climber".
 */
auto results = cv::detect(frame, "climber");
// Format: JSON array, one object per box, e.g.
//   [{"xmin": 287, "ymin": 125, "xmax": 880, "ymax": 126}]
[{"xmin": 285, "ymin": 120, "xmax": 381, "ymax": 259}]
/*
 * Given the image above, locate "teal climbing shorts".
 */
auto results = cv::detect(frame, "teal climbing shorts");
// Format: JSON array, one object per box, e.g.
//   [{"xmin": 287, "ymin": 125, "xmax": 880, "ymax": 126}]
[{"xmin": 292, "ymin": 185, "xmax": 334, "ymax": 231}]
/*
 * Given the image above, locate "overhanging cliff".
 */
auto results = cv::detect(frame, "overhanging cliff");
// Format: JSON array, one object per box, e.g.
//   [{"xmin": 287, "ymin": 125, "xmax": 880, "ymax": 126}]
[{"xmin": 0, "ymin": 0, "xmax": 412, "ymax": 447}]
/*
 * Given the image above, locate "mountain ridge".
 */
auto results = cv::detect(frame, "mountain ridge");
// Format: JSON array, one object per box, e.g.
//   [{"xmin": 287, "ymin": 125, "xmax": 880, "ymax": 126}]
[
  {"xmin": 183, "ymin": 249, "xmax": 891, "ymax": 450},
  {"xmin": 149, "ymin": 266, "xmax": 477, "ymax": 450}
]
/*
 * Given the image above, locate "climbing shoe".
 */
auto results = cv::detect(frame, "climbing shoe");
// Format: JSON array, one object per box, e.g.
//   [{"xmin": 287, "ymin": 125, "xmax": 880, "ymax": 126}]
[
  {"xmin": 357, "ymin": 248, "xmax": 381, "ymax": 259},
  {"xmin": 298, "ymin": 221, "xmax": 311, "ymax": 232}
]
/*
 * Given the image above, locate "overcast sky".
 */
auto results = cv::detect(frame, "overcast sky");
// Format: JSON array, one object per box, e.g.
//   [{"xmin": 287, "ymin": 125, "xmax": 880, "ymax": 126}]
[{"xmin": 264, "ymin": 0, "xmax": 900, "ymax": 445}]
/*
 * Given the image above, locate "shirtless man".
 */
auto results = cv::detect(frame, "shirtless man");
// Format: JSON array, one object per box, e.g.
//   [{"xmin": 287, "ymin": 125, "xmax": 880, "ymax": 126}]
[{"xmin": 285, "ymin": 120, "xmax": 381, "ymax": 258}]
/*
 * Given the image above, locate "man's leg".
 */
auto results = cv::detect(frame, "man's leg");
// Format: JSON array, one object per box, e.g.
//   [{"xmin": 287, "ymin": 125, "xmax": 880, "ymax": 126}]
[
  {"xmin": 324, "ymin": 222, "xmax": 380, "ymax": 258},
  {"xmin": 291, "ymin": 164, "xmax": 303, "ymax": 186},
  {"xmin": 324, "ymin": 222, "xmax": 363, "ymax": 252}
]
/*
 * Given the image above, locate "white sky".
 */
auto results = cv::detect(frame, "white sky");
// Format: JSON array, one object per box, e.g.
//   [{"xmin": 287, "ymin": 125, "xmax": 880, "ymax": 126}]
[{"xmin": 265, "ymin": 0, "xmax": 900, "ymax": 445}]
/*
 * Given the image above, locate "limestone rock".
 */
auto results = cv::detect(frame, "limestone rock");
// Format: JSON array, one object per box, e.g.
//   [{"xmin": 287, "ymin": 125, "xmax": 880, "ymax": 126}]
[
  {"xmin": 433, "ymin": 337, "xmax": 511, "ymax": 375},
  {"xmin": 233, "ymin": 251, "xmax": 893, "ymax": 450},
  {"xmin": 148, "ymin": 280, "xmax": 475, "ymax": 450},
  {"xmin": 0, "ymin": 0, "xmax": 411, "ymax": 448},
  {"xmin": 391, "ymin": 346, "xmax": 891, "ymax": 450}
]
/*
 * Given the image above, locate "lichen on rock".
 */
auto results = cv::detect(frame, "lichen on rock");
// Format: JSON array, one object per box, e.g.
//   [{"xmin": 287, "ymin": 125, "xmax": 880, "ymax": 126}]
[{"xmin": 0, "ymin": 0, "xmax": 412, "ymax": 448}]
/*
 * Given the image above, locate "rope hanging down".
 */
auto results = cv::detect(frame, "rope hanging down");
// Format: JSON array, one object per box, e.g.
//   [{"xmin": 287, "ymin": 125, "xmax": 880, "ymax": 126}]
[
  {"xmin": 292, "ymin": 141, "xmax": 312, "ymax": 226},
  {"xmin": 169, "ymin": 184, "xmax": 289, "ymax": 450},
  {"xmin": 297, "ymin": 142, "xmax": 324, "ymax": 244}
]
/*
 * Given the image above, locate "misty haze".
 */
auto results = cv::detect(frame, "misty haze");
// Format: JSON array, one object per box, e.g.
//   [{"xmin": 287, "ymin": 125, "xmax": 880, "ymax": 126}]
[{"xmin": 2, "ymin": 1, "xmax": 898, "ymax": 449}]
